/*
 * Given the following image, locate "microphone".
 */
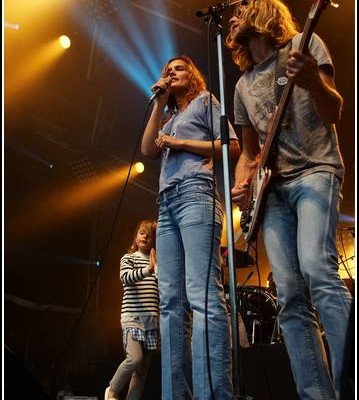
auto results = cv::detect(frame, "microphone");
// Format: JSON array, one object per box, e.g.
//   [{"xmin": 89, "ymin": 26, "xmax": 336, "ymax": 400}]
[
  {"xmin": 148, "ymin": 86, "xmax": 165, "ymax": 104},
  {"xmin": 195, "ymin": 1, "xmax": 241, "ymax": 18},
  {"xmin": 148, "ymin": 77, "xmax": 172, "ymax": 104}
]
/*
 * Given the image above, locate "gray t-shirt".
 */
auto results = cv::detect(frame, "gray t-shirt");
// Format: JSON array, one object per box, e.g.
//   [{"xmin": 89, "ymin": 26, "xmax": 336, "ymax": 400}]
[
  {"xmin": 233, "ymin": 33, "xmax": 344, "ymax": 181},
  {"xmin": 159, "ymin": 91, "xmax": 238, "ymax": 193}
]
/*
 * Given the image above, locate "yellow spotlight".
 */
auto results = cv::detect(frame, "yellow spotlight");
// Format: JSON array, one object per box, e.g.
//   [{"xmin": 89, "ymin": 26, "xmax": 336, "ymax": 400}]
[
  {"xmin": 134, "ymin": 162, "xmax": 145, "ymax": 174},
  {"xmin": 58, "ymin": 35, "xmax": 71, "ymax": 49},
  {"xmin": 5, "ymin": 37, "xmax": 69, "ymax": 102},
  {"xmin": 8, "ymin": 165, "xmax": 132, "ymax": 241}
]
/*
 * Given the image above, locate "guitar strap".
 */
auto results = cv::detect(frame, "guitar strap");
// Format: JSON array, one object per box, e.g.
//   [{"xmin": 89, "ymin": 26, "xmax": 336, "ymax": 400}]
[
  {"xmin": 268, "ymin": 40, "xmax": 292, "ymax": 169},
  {"xmin": 274, "ymin": 40, "xmax": 292, "ymax": 105}
]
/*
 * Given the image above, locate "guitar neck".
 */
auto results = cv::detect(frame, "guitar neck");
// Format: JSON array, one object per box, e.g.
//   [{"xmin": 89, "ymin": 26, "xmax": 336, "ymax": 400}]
[
  {"xmin": 260, "ymin": 81, "xmax": 294, "ymax": 168},
  {"xmin": 259, "ymin": 0, "xmax": 329, "ymax": 169}
]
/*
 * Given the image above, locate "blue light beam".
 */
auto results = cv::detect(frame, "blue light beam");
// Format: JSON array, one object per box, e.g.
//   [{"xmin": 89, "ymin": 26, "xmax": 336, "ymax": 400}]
[
  {"xmin": 138, "ymin": 0, "xmax": 177, "ymax": 62},
  {"xmin": 113, "ymin": 4, "xmax": 163, "ymax": 81},
  {"xmin": 73, "ymin": 0, "xmax": 176, "ymax": 98},
  {"xmin": 97, "ymin": 23, "xmax": 155, "ymax": 95}
]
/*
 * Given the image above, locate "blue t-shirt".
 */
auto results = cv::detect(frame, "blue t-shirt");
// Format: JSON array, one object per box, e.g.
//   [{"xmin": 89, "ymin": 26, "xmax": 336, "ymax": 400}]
[{"xmin": 159, "ymin": 91, "xmax": 238, "ymax": 193}]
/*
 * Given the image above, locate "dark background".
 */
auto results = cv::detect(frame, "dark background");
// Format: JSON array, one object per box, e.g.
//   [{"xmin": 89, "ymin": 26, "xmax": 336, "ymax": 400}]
[{"xmin": 4, "ymin": 1, "xmax": 355, "ymax": 399}]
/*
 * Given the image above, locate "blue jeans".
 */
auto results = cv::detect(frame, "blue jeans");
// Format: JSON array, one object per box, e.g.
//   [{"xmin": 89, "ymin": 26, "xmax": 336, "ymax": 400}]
[
  {"xmin": 156, "ymin": 179, "xmax": 233, "ymax": 400},
  {"xmin": 263, "ymin": 172, "xmax": 352, "ymax": 400}
]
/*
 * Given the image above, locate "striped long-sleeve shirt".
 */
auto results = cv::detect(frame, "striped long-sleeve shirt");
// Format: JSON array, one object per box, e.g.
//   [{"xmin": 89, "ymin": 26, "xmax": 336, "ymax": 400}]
[{"xmin": 120, "ymin": 251, "xmax": 159, "ymax": 317}]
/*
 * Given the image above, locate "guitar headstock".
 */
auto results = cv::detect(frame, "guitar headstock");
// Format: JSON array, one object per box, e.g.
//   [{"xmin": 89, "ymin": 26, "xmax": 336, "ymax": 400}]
[
  {"xmin": 300, "ymin": 0, "xmax": 339, "ymax": 53},
  {"xmin": 309, "ymin": 0, "xmax": 339, "ymax": 20}
]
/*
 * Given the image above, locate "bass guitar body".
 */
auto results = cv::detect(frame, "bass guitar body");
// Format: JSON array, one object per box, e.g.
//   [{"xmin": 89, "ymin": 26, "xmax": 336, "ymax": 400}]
[{"xmin": 240, "ymin": 165, "xmax": 272, "ymax": 243}]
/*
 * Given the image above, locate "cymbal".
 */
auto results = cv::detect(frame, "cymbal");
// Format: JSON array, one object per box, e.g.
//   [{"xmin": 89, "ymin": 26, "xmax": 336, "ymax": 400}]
[{"xmin": 220, "ymin": 247, "xmax": 255, "ymax": 268}]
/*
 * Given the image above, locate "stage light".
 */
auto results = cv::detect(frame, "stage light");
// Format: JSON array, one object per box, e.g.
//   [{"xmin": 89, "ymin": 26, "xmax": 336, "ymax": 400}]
[
  {"xmin": 58, "ymin": 35, "xmax": 71, "ymax": 49},
  {"xmin": 6, "ymin": 136, "xmax": 55, "ymax": 169},
  {"xmin": 6, "ymin": 37, "xmax": 70, "ymax": 101},
  {"xmin": 7, "ymin": 162, "xmax": 145, "ymax": 242},
  {"xmin": 134, "ymin": 162, "xmax": 145, "ymax": 174}
]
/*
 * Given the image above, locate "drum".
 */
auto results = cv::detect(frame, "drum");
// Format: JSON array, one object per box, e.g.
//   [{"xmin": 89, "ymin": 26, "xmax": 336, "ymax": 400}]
[{"xmin": 237, "ymin": 286, "xmax": 281, "ymax": 344}]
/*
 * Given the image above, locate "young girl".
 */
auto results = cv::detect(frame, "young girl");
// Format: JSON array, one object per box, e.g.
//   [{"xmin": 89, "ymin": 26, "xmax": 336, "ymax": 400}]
[{"xmin": 105, "ymin": 219, "xmax": 159, "ymax": 400}]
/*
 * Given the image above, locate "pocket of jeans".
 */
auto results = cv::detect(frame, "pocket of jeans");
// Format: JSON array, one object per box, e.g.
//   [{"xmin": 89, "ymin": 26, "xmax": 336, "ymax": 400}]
[{"xmin": 180, "ymin": 195, "xmax": 223, "ymax": 227}]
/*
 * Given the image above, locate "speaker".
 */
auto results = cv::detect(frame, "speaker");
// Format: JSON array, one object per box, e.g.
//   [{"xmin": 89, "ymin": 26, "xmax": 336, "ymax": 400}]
[
  {"xmin": 5, "ymin": 346, "xmax": 52, "ymax": 400},
  {"xmin": 239, "ymin": 343, "xmax": 298, "ymax": 400}
]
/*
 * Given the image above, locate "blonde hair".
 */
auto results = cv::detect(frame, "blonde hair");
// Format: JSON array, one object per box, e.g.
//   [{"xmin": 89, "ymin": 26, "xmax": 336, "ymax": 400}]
[
  {"xmin": 226, "ymin": 0, "xmax": 299, "ymax": 71},
  {"xmin": 129, "ymin": 219, "xmax": 157, "ymax": 253},
  {"xmin": 161, "ymin": 56, "xmax": 206, "ymax": 123}
]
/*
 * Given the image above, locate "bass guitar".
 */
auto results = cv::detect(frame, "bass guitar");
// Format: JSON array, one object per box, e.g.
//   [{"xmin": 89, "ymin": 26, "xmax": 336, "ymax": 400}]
[{"xmin": 240, "ymin": 0, "xmax": 337, "ymax": 244}]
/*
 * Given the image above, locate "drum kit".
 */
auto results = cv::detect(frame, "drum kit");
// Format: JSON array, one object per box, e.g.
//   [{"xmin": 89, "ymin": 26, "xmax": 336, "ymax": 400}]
[
  {"xmin": 236, "ymin": 285, "xmax": 282, "ymax": 345},
  {"xmin": 224, "ymin": 283, "xmax": 282, "ymax": 346},
  {"xmin": 221, "ymin": 248, "xmax": 282, "ymax": 346}
]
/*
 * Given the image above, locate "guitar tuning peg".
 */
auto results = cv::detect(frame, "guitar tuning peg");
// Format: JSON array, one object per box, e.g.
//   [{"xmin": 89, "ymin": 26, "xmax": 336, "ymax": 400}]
[{"xmin": 329, "ymin": 1, "xmax": 339, "ymax": 9}]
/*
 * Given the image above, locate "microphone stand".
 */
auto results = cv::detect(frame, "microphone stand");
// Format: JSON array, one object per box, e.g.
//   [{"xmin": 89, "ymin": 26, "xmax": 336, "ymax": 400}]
[{"xmin": 197, "ymin": 5, "xmax": 252, "ymax": 400}]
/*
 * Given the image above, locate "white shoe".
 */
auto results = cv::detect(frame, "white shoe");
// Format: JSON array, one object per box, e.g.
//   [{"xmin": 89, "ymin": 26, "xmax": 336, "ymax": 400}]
[{"xmin": 104, "ymin": 386, "xmax": 118, "ymax": 400}]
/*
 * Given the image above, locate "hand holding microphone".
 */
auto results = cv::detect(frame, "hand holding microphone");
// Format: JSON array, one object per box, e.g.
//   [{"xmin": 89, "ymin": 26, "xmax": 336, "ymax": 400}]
[{"xmin": 148, "ymin": 76, "xmax": 172, "ymax": 104}]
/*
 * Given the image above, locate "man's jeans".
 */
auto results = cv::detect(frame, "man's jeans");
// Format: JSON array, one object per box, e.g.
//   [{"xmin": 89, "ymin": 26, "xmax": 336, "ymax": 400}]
[{"xmin": 263, "ymin": 172, "xmax": 352, "ymax": 400}]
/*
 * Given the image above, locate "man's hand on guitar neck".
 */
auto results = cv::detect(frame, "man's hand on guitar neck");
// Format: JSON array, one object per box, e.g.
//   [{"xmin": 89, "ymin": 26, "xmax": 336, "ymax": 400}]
[
  {"xmin": 286, "ymin": 49, "xmax": 343, "ymax": 123},
  {"xmin": 286, "ymin": 49, "xmax": 319, "ymax": 90}
]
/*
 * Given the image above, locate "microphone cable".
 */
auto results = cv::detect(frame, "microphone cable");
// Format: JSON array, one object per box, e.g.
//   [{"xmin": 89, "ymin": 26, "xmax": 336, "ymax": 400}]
[{"xmin": 56, "ymin": 100, "xmax": 154, "ymax": 362}]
